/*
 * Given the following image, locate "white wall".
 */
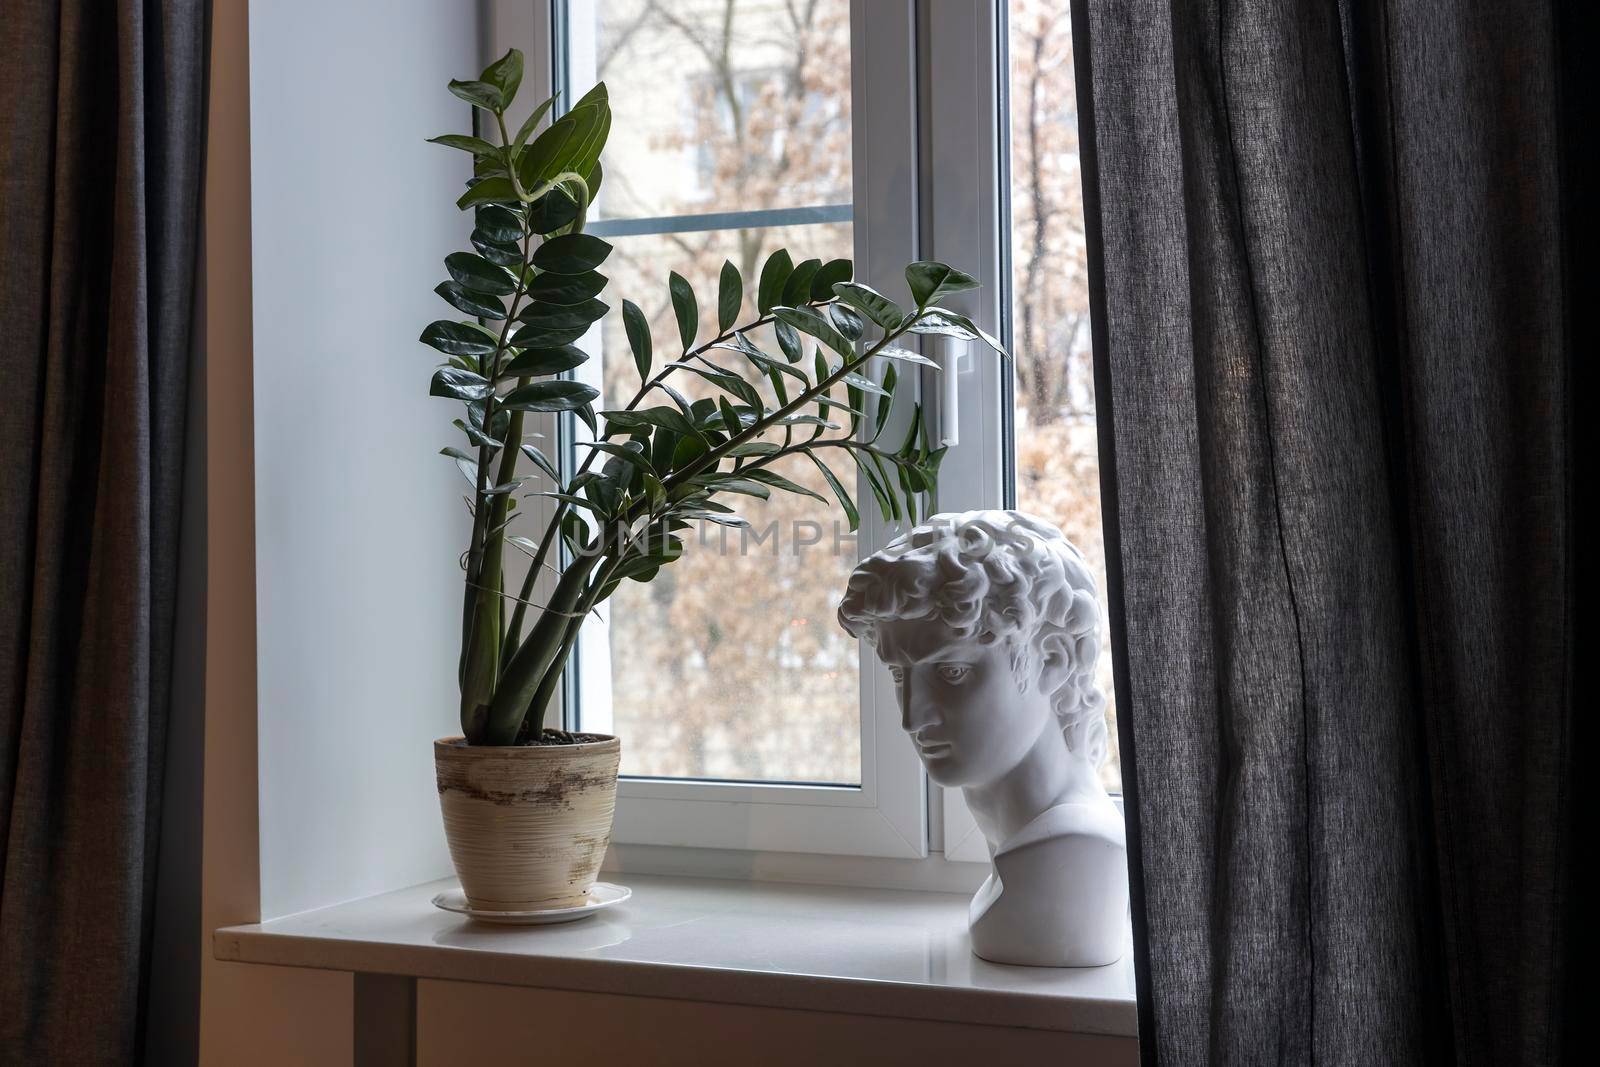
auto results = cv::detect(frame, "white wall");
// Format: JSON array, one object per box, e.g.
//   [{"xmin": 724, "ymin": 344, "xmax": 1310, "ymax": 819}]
[{"xmin": 246, "ymin": 0, "xmax": 476, "ymax": 920}]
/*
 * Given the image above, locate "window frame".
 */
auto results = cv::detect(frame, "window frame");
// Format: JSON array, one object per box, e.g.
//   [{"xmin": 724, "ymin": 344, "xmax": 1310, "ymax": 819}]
[{"xmin": 494, "ymin": 0, "xmax": 952, "ymax": 859}]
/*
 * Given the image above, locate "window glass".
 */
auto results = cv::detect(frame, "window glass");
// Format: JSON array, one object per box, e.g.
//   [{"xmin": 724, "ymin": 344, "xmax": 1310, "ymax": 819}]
[
  {"xmin": 1006, "ymin": 0, "xmax": 1119, "ymax": 790},
  {"xmin": 565, "ymin": 0, "xmax": 861, "ymax": 784}
]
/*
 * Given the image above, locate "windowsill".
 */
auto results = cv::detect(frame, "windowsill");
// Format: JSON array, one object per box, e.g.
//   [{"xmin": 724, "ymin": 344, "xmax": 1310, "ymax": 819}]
[{"xmin": 214, "ymin": 873, "xmax": 1137, "ymax": 1037}]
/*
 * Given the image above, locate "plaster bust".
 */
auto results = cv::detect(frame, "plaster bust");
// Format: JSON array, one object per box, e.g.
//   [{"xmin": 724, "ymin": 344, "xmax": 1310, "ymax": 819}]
[{"xmin": 838, "ymin": 510, "xmax": 1128, "ymax": 967}]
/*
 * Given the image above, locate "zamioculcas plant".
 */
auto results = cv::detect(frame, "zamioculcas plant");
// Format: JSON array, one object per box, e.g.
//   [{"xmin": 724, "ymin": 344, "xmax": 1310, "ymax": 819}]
[{"xmin": 424, "ymin": 49, "xmax": 1007, "ymax": 748}]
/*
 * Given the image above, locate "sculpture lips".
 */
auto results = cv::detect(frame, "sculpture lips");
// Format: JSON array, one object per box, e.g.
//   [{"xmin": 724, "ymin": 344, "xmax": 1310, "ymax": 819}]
[{"xmin": 915, "ymin": 738, "xmax": 953, "ymax": 757}]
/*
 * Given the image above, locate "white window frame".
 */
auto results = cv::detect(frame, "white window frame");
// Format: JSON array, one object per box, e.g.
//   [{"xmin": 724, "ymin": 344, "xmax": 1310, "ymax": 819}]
[{"xmin": 485, "ymin": 0, "xmax": 1027, "ymax": 868}]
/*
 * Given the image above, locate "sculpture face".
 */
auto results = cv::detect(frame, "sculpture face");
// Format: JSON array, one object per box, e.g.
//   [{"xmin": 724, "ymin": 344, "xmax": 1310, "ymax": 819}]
[{"xmin": 874, "ymin": 618, "xmax": 1057, "ymax": 789}]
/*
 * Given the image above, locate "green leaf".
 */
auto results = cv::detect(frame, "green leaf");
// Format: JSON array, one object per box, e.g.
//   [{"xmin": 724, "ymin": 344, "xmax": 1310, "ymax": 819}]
[
  {"xmin": 669, "ymin": 271, "xmax": 698, "ymax": 352},
  {"xmin": 601, "ymin": 405, "xmax": 700, "ymax": 438},
  {"xmin": 717, "ymin": 260, "xmax": 743, "ymax": 333},
  {"xmin": 430, "ymin": 367, "xmax": 492, "ymax": 401},
  {"xmin": 446, "ymin": 252, "xmax": 516, "ymax": 295},
  {"xmin": 622, "ymin": 299, "xmax": 652, "ymax": 381},
  {"xmin": 839, "ymin": 370, "xmax": 888, "ymax": 397},
  {"xmin": 876, "ymin": 364, "xmax": 897, "ymax": 437},
  {"xmin": 579, "ymin": 440, "xmax": 656, "ymax": 475},
  {"xmin": 532, "ymin": 233, "xmax": 612, "ymax": 274},
  {"xmin": 829, "ymin": 303, "xmax": 866, "ymax": 342},
  {"xmin": 832, "ymin": 282, "xmax": 905, "ymax": 330},
  {"xmin": 454, "ymin": 417, "xmax": 502, "ymax": 448},
  {"xmin": 811, "ymin": 258, "xmax": 853, "ymax": 301},
  {"xmin": 757, "ymin": 249, "xmax": 793, "ymax": 315},
  {"xmin": 905, "ymin": 261, "xmax": 979, "ymax": 307},
  {"xmin": 904, "ymin": 308, "xmax": 1008, "ymax": 355},
  {"xmin": 421, "ymin": 319, "xmax": 499, "ymax": 356},
  {"xmin": 782, "ymin": 258, "xmax": 822, "ymax": 307},
  {"xmin": 527, "ymin": 270, "xmax": 607, "ymax": 305},
  {"xmin": 527, "ymin": 187, "xmax": 580, "ymax": 235},
  {"xmin": 435, "ymin": 281, "xmax": 506, "ymax": 320},
  {"xmin": 512, "ymin": 95, "xmax": 558, "ymax": 151},
  {"xmin": 456, "ymin": 176, "xmax": 519, "ymax": 210},
  {"xmin": 744, "ymin": 468, "xmax": 827, "ymax": 504},
  {"xmin": 519, "ymin": 443, "xmax": 560, "ymax": 482},
  {"xmin": 480, "ymin": 48, "xmax": 523, "ymax": 108},
  {"xmin": 503, "ymin": 344, "xmax": 588, "ymax": 376},
  {"xmin": 697, "ymin": 476, "xmax": 770, "ymax": 500},
  {"xmin": 679, "ymin": 365, "xmax": 762, "ymax": 408},
  {"xmin": 499, "ymin": 379, "xmax": 600, "ymax": 412},
  {"xmin": 728, "ymin": 441, "xmax": 781, "ymax": 458},
  {"xmin": 805, "ymin": 450, "xmax": 859, "ymax": 532},
  {"xmin": 774, "ymin": 319, "xmax": 803, "ymax": 363},
  {"xmin": 471, "ymin": 229, "xmax": 523, "ymax": 268},
  {"xmin": 670, "ymin": 433, "xmax": 710, "ymax": 472},
  {"xmin": 717, "ymin": 395, "xmax": 744, "ymax": 437},
  {"xmin": 774, "ymin": 306, "xmax": 852, "ymax": 357},
  {"xmin": 474, "ymin": 205, "xmax": 523, "ymax": 243},
  {"xmin": 508, "ymin": 323, "xmax": 588, "ymax": 349},
  {"xmin": 427, "ymin": 134, "xmax": 499, "ymax": 156},
  {"xmin": 873, "ymin": 345, "xmax": 942, "ymax": 369},
  {"xmin": 447, "ymin": 79, "xmax": 502, "ymax": 111},
  {"xmin": 518, "ymin": 298, "xmax": 609, "ymax": 333}
]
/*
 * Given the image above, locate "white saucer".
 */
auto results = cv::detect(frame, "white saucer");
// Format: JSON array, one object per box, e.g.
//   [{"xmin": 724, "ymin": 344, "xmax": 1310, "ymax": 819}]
[{"xmin": 432, "ymin": 882, "xmax": 631, "ymax": 925}]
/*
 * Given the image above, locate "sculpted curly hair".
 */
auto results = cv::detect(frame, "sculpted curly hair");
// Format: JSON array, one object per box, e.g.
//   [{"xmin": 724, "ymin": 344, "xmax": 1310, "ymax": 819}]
[{"xmin": 837, "ymin": 511, "xmax": 1108, "ymax": 766}]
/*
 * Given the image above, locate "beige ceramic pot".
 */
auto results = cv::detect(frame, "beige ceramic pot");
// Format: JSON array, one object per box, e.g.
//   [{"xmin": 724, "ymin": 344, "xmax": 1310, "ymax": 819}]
[{"xmin": 434, "ymin": 734, "xmax": 621, "ymax": 911}]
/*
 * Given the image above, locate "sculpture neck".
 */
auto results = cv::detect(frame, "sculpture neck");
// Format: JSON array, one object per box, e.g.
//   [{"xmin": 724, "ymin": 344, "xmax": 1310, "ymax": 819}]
[{"xmin": 963, "ymin": 725, "xmax": 1100, "ymax": 849}]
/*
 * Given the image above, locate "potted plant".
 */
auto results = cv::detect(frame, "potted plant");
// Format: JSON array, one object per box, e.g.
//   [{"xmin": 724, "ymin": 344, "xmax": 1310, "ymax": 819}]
[{"xmin": 423, "ymin": 49, "xmax": 1006, "ymax": 913}]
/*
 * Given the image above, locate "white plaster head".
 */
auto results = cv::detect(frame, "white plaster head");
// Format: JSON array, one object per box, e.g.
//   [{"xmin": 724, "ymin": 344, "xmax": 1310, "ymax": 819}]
[{"xmin": 837, "ymin": 511, "xmax": 1108, "ymax": 790}]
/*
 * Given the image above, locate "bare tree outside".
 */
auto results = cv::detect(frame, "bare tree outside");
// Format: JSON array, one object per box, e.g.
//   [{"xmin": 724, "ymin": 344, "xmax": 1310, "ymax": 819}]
[{"xmin": 577, "ymin": 0, "xmax": 1116, "ymax": 789}]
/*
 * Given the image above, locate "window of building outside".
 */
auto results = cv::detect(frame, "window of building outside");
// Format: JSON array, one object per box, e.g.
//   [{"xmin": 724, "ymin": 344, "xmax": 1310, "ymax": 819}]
[{"xmin": 554, "ymin": 0, "xmax": 1116, "ymax": 830}]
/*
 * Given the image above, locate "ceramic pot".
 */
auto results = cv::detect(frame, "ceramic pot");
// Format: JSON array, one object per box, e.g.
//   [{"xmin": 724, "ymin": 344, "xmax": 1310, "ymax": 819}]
[{"xmin": 434, "ymin": 735, "xmax": 620, "ymax": 911}]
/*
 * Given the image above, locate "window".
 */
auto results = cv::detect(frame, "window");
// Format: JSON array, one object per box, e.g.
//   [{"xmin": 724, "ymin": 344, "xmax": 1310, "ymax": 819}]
[{"xmin": 502, "ymin": 0, "xmax": 1108, "ymax": 864}]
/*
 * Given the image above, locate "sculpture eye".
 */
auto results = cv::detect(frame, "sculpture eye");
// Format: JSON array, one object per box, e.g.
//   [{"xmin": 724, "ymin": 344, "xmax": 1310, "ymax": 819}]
[
  {"xmin": 887, "ymin": 666, "xmax": 904, "ymax": 685},
  {"xmin": 937, "ymin": 663, "xmax": 972, "ymax": 684}
]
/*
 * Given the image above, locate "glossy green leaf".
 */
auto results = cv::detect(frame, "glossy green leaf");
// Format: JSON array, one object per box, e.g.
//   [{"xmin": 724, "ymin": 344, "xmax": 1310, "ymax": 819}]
[
  {"xmin": 504, "ymin": 344, "xmax": 588, "ymax": 376},
  {"xmin": 446, "ymin": 252, "xmax": 516, "ymax": 295},
  {"xmin": 526, "ymin": 187, "xmax": 580, "ymax": 235},
  {"xmin": 601, "ymin": 405, "xmax": 700, "ymax": 437},
  {"xmin": 832, "ymin": 282, "xmax": 904, "ymax": 330},
  {"xmin": 480, "ymin": 48, "xmax": 523, "ymax": 108},
  {"xmin": 829, "ymin": 303, "xmax": 866, "ymax": 342},
  {"xmin": 579, "ymin": 440, "xmax": 656, "ymax": 475},
  {"xmin": 421, "ymin": 319, "xmax": 499, "ymax": 356},
  {"xmin": 669, "ymin": 271, "xmax": 698, "ymax": 351},
  {"xmin": 527, "ymin": 270, "xmax": 606, "ymax": 305},
  {"xmin": 499, "ymin": 379, "xmax": 599, "ymax": 412},
  {"xmin": 717, "ymin": 260, "xmax": 743, "ymax": 334},
  {"xmin": 903, "ymin": 308, "xmax": 1008, "ymax": 355},
  {"xmin": 456, "ymin": 176, "xmax": 518, "ymax": 210},
  {"xmin": 905, "ymin": 261, "xmax": 979, "ymax": 307},
  {"xmin": 873, "ymin": 345, "xmax": 942, "ymax": 369},
  {"xmin": 774, "ymin": 319, "xmax": 803, "ymax": 363},
  {"xmin": 430, "ymin": 367, "xmax": 492, "ymax": 401},
  {"xmin": 876, "ymin": 364, "xmax": 897, "ymax": 437},
  {"xmin": 774, "ymin": 305, "xmax": 851, "ymax": 357},
  {"xmin": 447, "ymin": 79, "xmax": 501, "ymax": 111},
  {"xmin": 512, "ymin": 95, "xmax": 558, "ymax": 151},
  {"xmin": 744, "ymin": 468, "xmax": 827, "ymax": 504},
  {"xmin": 435, "ymin": 281, "xmax": 506, "ymax": 320},
  {"xmin": 471, "ymin": 229, "xmax": 523, "ymax": 267},
  {"xmin": 810, "ymin": 258, "xmax": 853, "ymax": 301},
  {"xmin": 532, "ymin": 233, "xmax": 611, "ymax": 274},
  {"xmin": 517, "ymin": 298, "xmax": 608, "ymax": 333},
  {"xmin": 427, "ymin": 134, "xmax": 499, "ymax": 156},
  {"xmin": 757, "ymin": 249, "xmax": 793, "ymax": 315},
  {"xmin": 622, "ymin": 299, "xmax": 652, "ymax": 381},
  {"xmin": 805, "ymin": 450, "xmax": 859, "ymax": 532},
  {"xmin": 782, "ymin": 258, "xmax": 822, "ymax": 307},
  {"xmin": 508, "ymin": 322, "xmax": 588, "ymax": 350},
  {"xmin": 474, "ymin": 205, "xmax": 523, "ymax": 243},
  {"xmin": 519, "ymin": 443, "xmax": 561, "ymax": 482}
]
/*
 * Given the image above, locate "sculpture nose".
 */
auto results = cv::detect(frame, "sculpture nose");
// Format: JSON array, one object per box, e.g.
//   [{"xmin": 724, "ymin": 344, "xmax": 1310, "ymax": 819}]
[{"xmin": 898, "ymin": 677, "xmax": 935, "ymax": 734}]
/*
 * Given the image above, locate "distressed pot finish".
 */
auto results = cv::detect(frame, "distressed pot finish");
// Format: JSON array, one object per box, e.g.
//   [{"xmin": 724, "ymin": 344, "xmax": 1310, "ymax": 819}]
[{"xmin": 434, "ymin": 735, "xmax": 620, "ymax": 911}]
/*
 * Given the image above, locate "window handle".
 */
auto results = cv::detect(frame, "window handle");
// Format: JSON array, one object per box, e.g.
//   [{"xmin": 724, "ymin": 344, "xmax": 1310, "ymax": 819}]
[{"xmin": 938, "ymin": 337, "xmax": 965, "ymax": 447}]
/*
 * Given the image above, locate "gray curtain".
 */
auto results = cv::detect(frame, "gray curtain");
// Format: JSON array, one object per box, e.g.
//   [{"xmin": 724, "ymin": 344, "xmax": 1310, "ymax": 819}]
[
  {"xmin": 0, "ymin": 0, "xmax": 207, "ymax": 1062},
  {"xmin": 1071, "ymin": 0, "xmax": 1580, "ymax": 1062}
]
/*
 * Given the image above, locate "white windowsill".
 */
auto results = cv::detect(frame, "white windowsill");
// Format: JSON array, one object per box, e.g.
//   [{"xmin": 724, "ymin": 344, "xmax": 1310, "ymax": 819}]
[{"xmin": 214, "ymin": 873, "xmax": 1137, "ymax": 1038}]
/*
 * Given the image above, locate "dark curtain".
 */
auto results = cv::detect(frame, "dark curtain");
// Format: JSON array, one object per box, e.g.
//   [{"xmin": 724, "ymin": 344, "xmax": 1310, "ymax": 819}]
[
  {"xmin": 0, "ymin": 0, "xmax": 207, "ymax": 1062},
  {"xmin": 1071, "ymin": 0, "xmax": 1580, "ymax": 1062}
]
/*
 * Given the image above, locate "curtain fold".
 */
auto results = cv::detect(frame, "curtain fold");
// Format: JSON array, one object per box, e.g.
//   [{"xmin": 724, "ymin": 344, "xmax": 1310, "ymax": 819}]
[
  {"xmin": 0, "ymin": 1, "xmax": 207, "ymax": 1062},
  {"xmin": 1072, "ymin": 0, "xmax": 1578, "ymax": 1062}
]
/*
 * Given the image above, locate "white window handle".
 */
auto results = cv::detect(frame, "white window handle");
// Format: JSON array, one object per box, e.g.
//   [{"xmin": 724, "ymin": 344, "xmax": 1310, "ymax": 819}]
[{"xmin": 938, "ymin": 336, "xmax": 965, "ymax": 447}]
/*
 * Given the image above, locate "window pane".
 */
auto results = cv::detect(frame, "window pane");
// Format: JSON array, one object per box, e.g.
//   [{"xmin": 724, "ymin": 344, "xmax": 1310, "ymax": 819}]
[
  {"xmin": 577, "ymin": 0, "xmax": 852, "ymax": 221},
  {"xmin": 1006, "ymin": 1, "xmax": 1120, "ymax": 790},
  {"xmin": 564, "ymin": 0, "xmax": 861, "ymax": 785}
]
